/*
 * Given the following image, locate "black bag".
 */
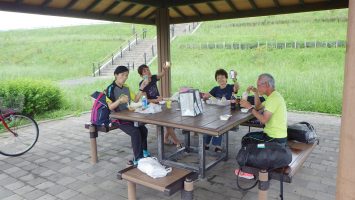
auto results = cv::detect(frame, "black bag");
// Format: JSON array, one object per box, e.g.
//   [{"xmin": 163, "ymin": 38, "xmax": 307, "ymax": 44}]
[
  {"xmin": 236, "ymin": 142, "xmax": 292, "ymax": 170},
  {"xmin": 287, "ymin": 122, "xmax": 318, "ymax": 144}
]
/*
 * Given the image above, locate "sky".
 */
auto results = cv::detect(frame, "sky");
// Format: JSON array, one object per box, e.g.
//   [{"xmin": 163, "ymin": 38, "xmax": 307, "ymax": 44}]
[{"xmin": 0, "ymin": 11, "xmax": 109, "ymax": 31}]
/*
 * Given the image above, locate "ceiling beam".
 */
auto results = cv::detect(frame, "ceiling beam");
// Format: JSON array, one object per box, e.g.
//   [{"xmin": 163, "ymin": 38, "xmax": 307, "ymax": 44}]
[
  {"xmin": 117, "ymin": 4, "xmax": 135, "ymax": 17},
  {"xmin": 225, "ymin": 0, "xmax": 239, "ymax": 12},
  {"xmin": 144, "ymin": 9, "xmax": 156, "ymax": 20},
  {"xmin": 119, "ymin": 0, "xmax": 161, "ymax": 7},
  {"xmin": 131, "ymin": 6, "xmax": 150, "ymax": 18},
  {"xmin": 172, "ymin": 7, "xmax": 186, "ymax": 18},
  {"xmin": 171, "ymin": 0, "xmax": 348, "ymax": 24},
  {"xmin": 167, "ymin": 0, "xmax": 222, "ymax": 7},
  {"xmin": 248, "ymin": 0, "xmax": 258, "ymax": 9},
  {"xmin": 41, "ymin": 0, "xmax": 53, "ymax": 7},
  {"xmin": 85, "ymin": 0, "xmax": 102, "ymax": 13},
  {"xmin": 0, "ymin": 1, "xmax": 154, "ymax": 25},
  {"xmin": 64, "ymin": 0, "xmax": 79, "ymax": 9},
  {"xmin": 102, "ymin": 1, "xmax": 120, "ymax": 15},
  {"xmin": 207, "ymin": 2, "xmax": 219, "ymax": 15},
  {"xmin": 273, "ymin": 0, "xmax": 280, "ymax": 7},
  {"xmin": 189, "ymin": 4, "xmax": 202, "ymax": 16}
]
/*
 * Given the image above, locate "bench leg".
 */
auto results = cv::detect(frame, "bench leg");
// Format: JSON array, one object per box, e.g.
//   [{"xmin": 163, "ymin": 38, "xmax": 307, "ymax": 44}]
[
  {"xmin": 258, "ymin": 170, "xmax": 269, "ymax": 200},
  {"xmin": 127, "ymin": 181, "xmax": 136, "ymax": 200},
  {"xmin": 89, "ymin": 125, "xmax": 98, "ymax": 164},
  {"xmin": 181, "ymin": 178, "xmax": 193, "ymax": 200}
]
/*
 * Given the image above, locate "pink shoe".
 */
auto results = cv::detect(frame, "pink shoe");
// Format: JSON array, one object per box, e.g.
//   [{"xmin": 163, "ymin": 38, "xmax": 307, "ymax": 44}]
[{"xmin": 235, "ymin": 169, "xmax": 254, "ymax": 180}]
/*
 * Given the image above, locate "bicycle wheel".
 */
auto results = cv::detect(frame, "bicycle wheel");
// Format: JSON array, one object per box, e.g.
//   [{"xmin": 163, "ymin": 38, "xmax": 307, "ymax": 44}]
[{"xmin": 0, "ymin": 113, "xmax": 39, "ymax": 156}]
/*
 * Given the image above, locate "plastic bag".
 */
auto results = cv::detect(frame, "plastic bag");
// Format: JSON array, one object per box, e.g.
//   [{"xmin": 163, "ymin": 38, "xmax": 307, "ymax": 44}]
[{"xmin": 137, "ymin": 157, "xmax": 172, "ymax": 179}]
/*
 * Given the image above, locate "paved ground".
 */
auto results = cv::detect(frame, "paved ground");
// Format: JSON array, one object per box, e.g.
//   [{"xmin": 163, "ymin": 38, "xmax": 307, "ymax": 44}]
[{"xmin": 0, "ymin": 111, "xmax": 339, "ymax": 200}]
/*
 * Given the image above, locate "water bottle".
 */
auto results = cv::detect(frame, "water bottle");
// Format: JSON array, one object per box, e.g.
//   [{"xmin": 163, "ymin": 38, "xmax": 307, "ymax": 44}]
[{"xmin": 142, "ymin": 95, "xmax": 148, "ymax": 109}]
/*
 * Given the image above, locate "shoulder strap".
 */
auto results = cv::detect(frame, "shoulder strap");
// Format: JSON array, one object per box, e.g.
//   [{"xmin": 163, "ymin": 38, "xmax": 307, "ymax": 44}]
[{"xmin": 91, "ymin": 92, "xmax": 105, "ymax": 123}]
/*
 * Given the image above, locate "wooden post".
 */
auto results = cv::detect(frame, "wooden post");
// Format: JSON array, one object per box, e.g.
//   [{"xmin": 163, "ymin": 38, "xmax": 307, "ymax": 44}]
[
  {"xmin": 258, "ymin": 170, "xmax": 269, "ymax": 200},
  {"xmin": 156, "ymin": 8, "xmax": 171, "ymax": 97},
  {"xmin": 89, "ymin": 125, "xmax": 98, "ymax": 164},
  {"xmin": 336, "ymin": 0, "xmax": 355, "ymax": 199},
  {"xmin": 127, "ymin": 181, "xmax": 137, "ymax": 200}
]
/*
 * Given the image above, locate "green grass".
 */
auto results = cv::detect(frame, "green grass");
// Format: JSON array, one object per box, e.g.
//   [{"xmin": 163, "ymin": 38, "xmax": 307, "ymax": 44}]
[
  {"xmin": 0, "ymin": 23, "xmax": 155, "ymax": 81},
  {"xmin": 153, "ymin": 47, "xmax": 344, "ymax": 114},
  {"xmin": 177, "ymin": 9, "xmax": 348, "ymax": 43}
]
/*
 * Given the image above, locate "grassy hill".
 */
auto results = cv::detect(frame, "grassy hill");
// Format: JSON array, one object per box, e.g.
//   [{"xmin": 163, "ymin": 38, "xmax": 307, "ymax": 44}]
[
  {"xmin": 0, "ymin": 23, "xmax": 155, "ymax": 81},
  {"xmin": 0, "ymin": 9, "xmax": 348, "ymax": 118}
]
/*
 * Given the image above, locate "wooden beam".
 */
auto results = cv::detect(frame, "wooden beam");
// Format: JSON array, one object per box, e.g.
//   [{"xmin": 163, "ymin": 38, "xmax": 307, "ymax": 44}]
[
  {"xmin": 64, "ymin": 0, "xmax": 79, "ymax": 9},
  {"xmin": 336, "ymin": 0, "xmax": 355, "ymax": 199},
  {"xmin": 85, "ymin": 0, "xmax": 102, "ymax": 13},
  {"xmin": 0, "ymin": 1, "xmax": 155, "ymax": 25},
  {"xmin": 189, "ymin": 4, "xmax": 202, "ymax": 16},
  {"xmin": 172, "ymin": 7, "xmax": 186, "ymax": 18},
  {"xmin": 171, "ymin": 0, "xmax": 348, "ymax": 24},
  {"xmin": 248, "ymin": 0, "xmax": 258, "ymax": 9},
  {"xmin": 144, "ymin": 9, "xmax": 156, "ymax": 20},
  {"xmin": 167, "ymin": 0, "xmax": 222, "ymax": 7},
  {"xmin": 102, "ymin": 1, "xmax": 120, "ymax": 15},
  {"xmin": 131, "ymin": 6, "xmax": 149, "ymax": 18},
  {"xmin": 41, "ymin": 0, "xmax": 53, "ymax": 7},
  {"xmin": 273, "ymin": 0, "xmax": 280, "ymax": 7},
  {"xmin": 225, "ymin": 0, "xmax": 239, "ymax": 12},
  {"xmin": 207, "ymin": 2, "xmax": 219, "ymax": 15},
  {"xmin": 120, "ymin": 0, "xmax": 161, "ymax": 7},
  {"xmin": 117, "ymin": 4, "xmax": 135, "ymax": 17}
]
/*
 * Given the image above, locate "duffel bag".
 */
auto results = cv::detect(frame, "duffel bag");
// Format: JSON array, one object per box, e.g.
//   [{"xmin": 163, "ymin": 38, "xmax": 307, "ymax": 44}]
[
  {"xmin": 236, "ymin": 142, "xmax": 292, "ymax": 170},
  {"xmin": 287, "ymin": 122, "xmax": 318, "ymax": 144}
]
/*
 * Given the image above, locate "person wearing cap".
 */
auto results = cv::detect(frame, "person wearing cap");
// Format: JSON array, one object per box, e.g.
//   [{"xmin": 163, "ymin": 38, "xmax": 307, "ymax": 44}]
[
  {"xmin": 137, "ymin": 63, "xmax": 183, "ymax": 149},
  {"xmin": 106, "ymin": 65, "xmax": 150, "ymax": 165}
]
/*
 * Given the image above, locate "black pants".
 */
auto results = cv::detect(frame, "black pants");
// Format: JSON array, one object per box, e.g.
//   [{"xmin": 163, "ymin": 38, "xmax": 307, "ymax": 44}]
[
  {"xmin": 119, "ymin": 123, "xmax": 148, "ymax": 160},
  {"xmin": 241, "ymin": 131, "xmax": 287, "ymax": 146}
]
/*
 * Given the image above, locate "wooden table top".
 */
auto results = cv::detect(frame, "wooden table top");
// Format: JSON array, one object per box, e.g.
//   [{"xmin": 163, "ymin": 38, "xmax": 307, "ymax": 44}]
[{"xmin": 110, "ymin": 102, "xmax": 253, "ymax": 136}]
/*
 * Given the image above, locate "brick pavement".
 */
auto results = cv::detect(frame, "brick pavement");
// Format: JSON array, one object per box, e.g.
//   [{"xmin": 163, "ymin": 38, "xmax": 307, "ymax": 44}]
[{"xmin": 0, "ymin": 112, "xmax": 339, "ymax": 200}]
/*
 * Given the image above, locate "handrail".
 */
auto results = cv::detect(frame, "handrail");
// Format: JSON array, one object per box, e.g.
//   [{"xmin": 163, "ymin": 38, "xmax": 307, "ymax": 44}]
[{"xmin": 93, "ymin": 33, "xmax": 140, "ymax": 76}]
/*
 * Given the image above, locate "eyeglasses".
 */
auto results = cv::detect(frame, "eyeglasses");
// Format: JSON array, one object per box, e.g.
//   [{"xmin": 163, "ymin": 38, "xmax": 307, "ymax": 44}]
[{"xmin": 257, "ymin": 82, "xmax": 267, "ymax": 87}]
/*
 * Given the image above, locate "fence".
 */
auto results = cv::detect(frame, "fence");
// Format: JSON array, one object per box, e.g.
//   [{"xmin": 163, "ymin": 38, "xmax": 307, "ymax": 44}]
[
  {"xmin": 178, "ymin": 40, "xmax": 346, "ymax": 50},
  {"xmin": 210, "ymin": 17, "xmax": 348, "ymax": 28}
]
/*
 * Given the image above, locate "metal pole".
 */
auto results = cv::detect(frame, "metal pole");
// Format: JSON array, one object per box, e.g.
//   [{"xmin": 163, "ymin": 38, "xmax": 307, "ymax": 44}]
[
  {"xmin": 111, "ymin": 54, "xmax": 114, "ymax": 65},
  {"xmin": 144, "ymin": 53, "xmax": 147, "ymax": 64},
  {"xmin": 135, "ymin": 33, "xmax": 138, "ymax": 45},
  {"xmin": 128, "ymin": 40, "xmax": 131, "ymax": 51},
  {"xmin": 152, "ymin": 45, "xmax": 155, "ymax": 56},
  {"xmin": 120, "ymin": 46, "xmax": 123, "ymax": 58},
  {"xmin": 92, "ymin": 63, "xmax": 95, "ymax": 77}
]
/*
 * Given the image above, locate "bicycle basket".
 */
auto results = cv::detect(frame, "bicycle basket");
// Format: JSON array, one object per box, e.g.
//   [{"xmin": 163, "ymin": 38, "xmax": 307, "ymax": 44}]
[{"xmin": 0, "ymin": 95, "xmax": 25, "ymax": 114}]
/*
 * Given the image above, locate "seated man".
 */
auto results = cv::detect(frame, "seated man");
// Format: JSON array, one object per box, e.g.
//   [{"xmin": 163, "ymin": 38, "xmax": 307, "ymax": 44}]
[{"xmin": 236, "ymin": 73, "xmax": 287, "ymax": 179}]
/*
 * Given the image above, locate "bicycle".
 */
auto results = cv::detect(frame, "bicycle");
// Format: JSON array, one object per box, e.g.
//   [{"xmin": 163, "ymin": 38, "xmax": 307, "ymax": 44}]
[{"xmin": 0, "ymin": 96, "xmax": 39, "ymax": 156}]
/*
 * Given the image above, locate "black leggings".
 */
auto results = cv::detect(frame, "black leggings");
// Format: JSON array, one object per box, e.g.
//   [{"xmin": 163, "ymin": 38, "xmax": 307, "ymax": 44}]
[{"xmin": 119, "ymin": 123, "xmax": 148, "ymax": 160}]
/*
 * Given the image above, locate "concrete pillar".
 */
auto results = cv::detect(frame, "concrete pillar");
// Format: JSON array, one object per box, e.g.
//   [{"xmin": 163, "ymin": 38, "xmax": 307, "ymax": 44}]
[{"xmin": 336, "ymin": 2, "xmax": 355, "ymax": 199}]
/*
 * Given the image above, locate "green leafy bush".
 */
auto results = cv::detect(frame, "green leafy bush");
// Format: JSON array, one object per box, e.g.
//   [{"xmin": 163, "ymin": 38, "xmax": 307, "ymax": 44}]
[{"xmin": 0, "ymin": 79, "xmax": 63, "ymax": 115}]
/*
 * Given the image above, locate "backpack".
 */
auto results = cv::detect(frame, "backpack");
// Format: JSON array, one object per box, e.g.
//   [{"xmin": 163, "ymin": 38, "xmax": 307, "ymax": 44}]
[{"xmin": 90, "ymin": 91, "xmax": 110, "ymax": 126}]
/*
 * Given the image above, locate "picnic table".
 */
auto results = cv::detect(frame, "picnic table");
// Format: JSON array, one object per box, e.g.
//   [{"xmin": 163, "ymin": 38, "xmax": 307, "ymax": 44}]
[{"xmin": 110, "ymin": 102, "xmax": 253, "ymax": 178}]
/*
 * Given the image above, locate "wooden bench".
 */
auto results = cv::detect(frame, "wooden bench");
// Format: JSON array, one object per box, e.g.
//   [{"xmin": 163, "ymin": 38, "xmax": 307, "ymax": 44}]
[
  {"xmin": 84, "ymin": 123, "xmax": 120, "ymax": 164},
  {"xmin": 240, "ymin": 117, "xmax": 264, "ymax": 132},
  {"xmin": 117, "ymin": 166, "xmax": 197, "ymax": 200},
  {"xmin": 240, "ymin": 140, "xmax": 319, "ymax": 200}
]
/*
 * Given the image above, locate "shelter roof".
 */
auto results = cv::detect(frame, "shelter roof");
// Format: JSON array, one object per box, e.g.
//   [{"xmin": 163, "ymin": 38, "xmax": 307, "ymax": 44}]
[{"xmin": 0, "ymin": 0, "xmax": 348, "ymax": 25}]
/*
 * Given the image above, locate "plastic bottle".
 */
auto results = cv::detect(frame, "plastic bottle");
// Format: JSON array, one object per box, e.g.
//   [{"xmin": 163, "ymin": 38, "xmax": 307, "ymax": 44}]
[{"xmin": 142, "ymin": 95, "xmax": 148, "ymax": 109}]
